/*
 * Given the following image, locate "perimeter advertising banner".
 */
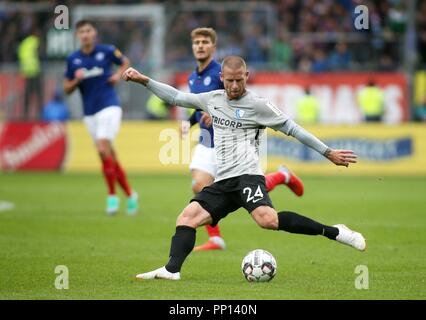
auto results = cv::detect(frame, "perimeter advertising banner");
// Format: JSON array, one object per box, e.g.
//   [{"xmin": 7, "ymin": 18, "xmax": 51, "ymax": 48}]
[
  {"xmin": 63, "ymin": 121, "xmax": 426, "ymax": 176},
  {"xmin": 266, "ymin": 125, "xmax": 425, "ymax": 176},
  {"xmin": 0, "ymin": 122, "xmax": 67, "ymax": 171},
  {"xmin": 175, "ymin": 72, "xmax": 409, "ymax": 124}
]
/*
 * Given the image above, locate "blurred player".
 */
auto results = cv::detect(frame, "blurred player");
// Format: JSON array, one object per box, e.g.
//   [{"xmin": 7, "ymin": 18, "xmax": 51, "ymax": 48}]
[
  {"xmin": 182, "ymin": 28, "xmax": 304, "ymax": 251},
  {"xmin": 64, "ymin": 20, "xmax": 138, "ymax": 215},
  {"xmin": 123, "ymin": 56, "xmax": 365, "ymax": 280}
]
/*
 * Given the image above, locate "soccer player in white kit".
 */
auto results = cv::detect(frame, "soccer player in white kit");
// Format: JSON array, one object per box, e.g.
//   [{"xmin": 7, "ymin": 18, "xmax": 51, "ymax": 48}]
[
  {"xmin": 185, "ymin": 28, "xmax": 304, "ymax": 251},
  {"xmin": 123, "ymin": 56, "xmax": 366, "ymax": 280}
]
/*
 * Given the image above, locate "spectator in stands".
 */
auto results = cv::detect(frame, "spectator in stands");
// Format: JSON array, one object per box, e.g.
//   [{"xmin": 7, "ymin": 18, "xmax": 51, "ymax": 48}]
[
  {"xmin": 357, "ymin": 79, "xmax": 385, "ymax": 122},
  {"xmin": 414, "ymin": 98, "xmax": 426, "ymax": 121},
  {"xmin": 377, "ymin": 53, "xmax": 397, "ymax": 71},
  {"xmin": 42, "ymin": 88, "xmax": 69, "ymax": 122},
  {"xmin": 329, "ymin": 42, "xmax": 352, "ymax": 70},
  {"xmin": 296, "ymin": 87, "xmax": 320, "ymax": 124},
  {"xmin": 244, "ymin": 25, "xmax": 268, "ymax": 66},
  {"xmin": 269, "ymin": 28, "xmax": 293, "ymax": 70},
  {"xmin": 126, "ymin": 29, "xmax": 146, "ymax": 68},
  {"xmin": 388, "ymin": 2, "xmax": 407, "ymax": 33},
  {"xmin": 18, "ymin": 27, "xmax": 43, "ymax": 120},
  {"xmin": 311, "ymin": 49, "xmax": 330, "ymax": 72},
  {"xmin": 216, "ymin": 33, "xmax": 244, "ymax": 60},
  {"xmin": 146, "ymin": 94, "xmax": 169, "ymax": 120}
]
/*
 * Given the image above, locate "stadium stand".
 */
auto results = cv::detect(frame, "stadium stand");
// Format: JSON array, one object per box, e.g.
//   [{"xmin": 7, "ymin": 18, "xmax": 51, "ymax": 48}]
[{"xmin": 0, "ymin": 0, "xmax": 423, "ymax": 120}]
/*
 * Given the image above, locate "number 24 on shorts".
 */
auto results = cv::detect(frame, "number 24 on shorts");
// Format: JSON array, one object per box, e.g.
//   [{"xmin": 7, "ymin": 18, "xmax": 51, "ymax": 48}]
[{"xmin": 243, "ymin": 186, "xmax": 264, "ymax": 203}]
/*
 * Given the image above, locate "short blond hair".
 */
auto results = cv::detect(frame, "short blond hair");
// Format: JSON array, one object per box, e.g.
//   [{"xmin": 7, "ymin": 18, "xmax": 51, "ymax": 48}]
[
  {"xmin": 191, "ymin": 27, "xmax": 217, "ymax": 45},
  {"xmin": 221, "ymin": 56, "xmax": 247, "ymax": 71}
]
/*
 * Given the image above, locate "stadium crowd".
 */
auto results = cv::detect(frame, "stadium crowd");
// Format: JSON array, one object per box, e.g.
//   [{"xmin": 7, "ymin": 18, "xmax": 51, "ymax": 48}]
[
  {"xmin": 1, "ymin": 0, "xmax": 425, "ymax": 121},
  {"xmin": 0, "ymin": 0, "xmax": 423, "ymax": 72}
]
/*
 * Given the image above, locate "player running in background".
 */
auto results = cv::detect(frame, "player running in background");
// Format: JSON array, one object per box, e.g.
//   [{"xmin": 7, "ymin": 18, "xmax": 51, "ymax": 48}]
[
  {"xmin": 182, "ymin": 28, "xmax": 304, "ymax": 251},
  {"xmin": 123, "ymin": 56, "xmax": 366, "ymax": 281},
  {"xmin": 64, "ymin": 20, "xmax": 138, "ymax": 215}
]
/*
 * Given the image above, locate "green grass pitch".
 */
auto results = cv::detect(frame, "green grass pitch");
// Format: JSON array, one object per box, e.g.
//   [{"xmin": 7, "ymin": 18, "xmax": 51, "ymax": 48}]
[{"xmin": 0, "ymin": 173, "xmax": 425, "ymax": 299}]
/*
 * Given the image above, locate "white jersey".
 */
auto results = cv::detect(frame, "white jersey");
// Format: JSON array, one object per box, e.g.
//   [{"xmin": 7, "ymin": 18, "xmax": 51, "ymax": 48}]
[
  {"xmin": 178, "ymin": 89, "xmax": 287, "ymax": 181},
  {"xmin": 146, "ymin": 79, "xmax": 328, "ymax": 182}
]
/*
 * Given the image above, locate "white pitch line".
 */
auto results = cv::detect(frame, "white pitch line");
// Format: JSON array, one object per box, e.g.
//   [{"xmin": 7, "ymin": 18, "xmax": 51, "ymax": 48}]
[{"xmin": 0, "ymin": 201, "xmax": 15, "ymax": 212}]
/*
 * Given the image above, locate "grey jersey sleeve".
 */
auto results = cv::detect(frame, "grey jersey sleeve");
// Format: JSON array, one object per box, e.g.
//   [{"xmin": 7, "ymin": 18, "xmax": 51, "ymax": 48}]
[
  {"xmin": 255, "ymin": 100, "xmax": 288, "ymax": 129},
  {"xmin": 146, "ymin": 79, "xmax": 209, "ymax": 111},
  {"xmin": 279, "ymin": 119, "xmax": 329, "ymax": 155}
]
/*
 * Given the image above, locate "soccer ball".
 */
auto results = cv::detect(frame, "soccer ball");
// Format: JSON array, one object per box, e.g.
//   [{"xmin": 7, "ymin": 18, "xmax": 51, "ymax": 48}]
[{"xmin": 241, "ymin": 249, "xmax": 277, "ymax": 282}]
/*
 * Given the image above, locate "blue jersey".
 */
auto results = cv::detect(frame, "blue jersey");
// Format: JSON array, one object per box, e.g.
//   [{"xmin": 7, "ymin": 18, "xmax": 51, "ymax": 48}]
[
  {"xmin": 65, "ymin": 44, "xmax": 124, "ymax": 116},
  {"xmin": 188, "ymin": 59, "xmax": 223, "ymax": 148}
]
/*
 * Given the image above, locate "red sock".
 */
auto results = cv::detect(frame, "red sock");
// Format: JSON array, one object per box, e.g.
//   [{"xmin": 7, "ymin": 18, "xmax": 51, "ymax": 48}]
[
  {"xmin": 102, "ymin": 155, "xmax": 116, "ymax": 195},
  {"xmin": 206, "ymin": 225, "xmax": 221, "ymax": 238},
  {"xmin": 115, "ymin": 161, "xmax": 132, "ymax": 197},
  {"xmin": 265, "ymin": 172, "xmax": 287, "ymax": 192}
]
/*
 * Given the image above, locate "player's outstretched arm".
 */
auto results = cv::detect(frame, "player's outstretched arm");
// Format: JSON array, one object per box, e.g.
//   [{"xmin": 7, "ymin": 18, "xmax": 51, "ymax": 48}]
[
  {"xmin": 280, "ymin": 119, "xmax": 357, "ymax": 167},
  {"xmin": 122, "ymin": 67, "xmax": 208, "ymax": 111}
]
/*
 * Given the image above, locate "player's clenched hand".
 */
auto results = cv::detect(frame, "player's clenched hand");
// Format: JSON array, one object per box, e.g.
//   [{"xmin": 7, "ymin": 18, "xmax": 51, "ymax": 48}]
[
  {"xmin": 325, "ymin": 149, "xmax": 357, "ymax": 167},
  {"xmin": 122, "ymin": 67, "xmax": 149, "ymax": 85},
  {"xmin": 200, "ymin": 112, "xmax": 212, "ymax": 127}
]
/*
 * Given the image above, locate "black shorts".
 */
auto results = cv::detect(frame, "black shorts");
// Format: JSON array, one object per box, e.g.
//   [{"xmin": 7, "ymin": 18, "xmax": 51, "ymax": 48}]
[{"xmin": 190, "ymin": 174, "xmax": 273, "ymax": 226}]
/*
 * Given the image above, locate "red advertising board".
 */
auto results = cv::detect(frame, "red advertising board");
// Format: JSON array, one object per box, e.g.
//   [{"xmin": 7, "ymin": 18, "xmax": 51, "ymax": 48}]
[
  {"xmin": 0, "ymin": 122, "xmax": 67, "ymax": 171},
  {"xmin": 175, "ymin": 72, "xmax": 408, "ymax": 124}
]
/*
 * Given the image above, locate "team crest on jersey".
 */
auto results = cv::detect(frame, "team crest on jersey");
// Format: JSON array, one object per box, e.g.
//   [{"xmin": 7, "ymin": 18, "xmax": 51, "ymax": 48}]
[
  {"xmin": 235, "ymin": 108, "xmax": 245, "ymax": 119},
  {"xmin": 73, "ymin": 58, "xmax": 82, "ymax": 65},
  {"xmin": 95, "ymin": 52, "xmax": 105, "ymax": 61},
  {"xmin": 203, "ymin": 76, "xmax": 212, "ymax": 86}
]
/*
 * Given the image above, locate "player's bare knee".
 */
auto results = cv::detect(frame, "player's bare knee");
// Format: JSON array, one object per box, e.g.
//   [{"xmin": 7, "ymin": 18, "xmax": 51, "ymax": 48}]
[
  {"xmin": 177, "ymin": 203, "xmax": 200, "ymax": 227},
  {"xmin": 253, "ymin": 207, "xmax": 278, "ymax": 230},
  {"xmin": 176, "ymin": 210, "xmax": 191, "ymax": 226},
  {"xmin": 98, "ymin": 147, "xmax": 112, "ymax": 158},
  {"xmin": 96, "ymin": 140, "xmax": 113, "ymax": 158}
]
